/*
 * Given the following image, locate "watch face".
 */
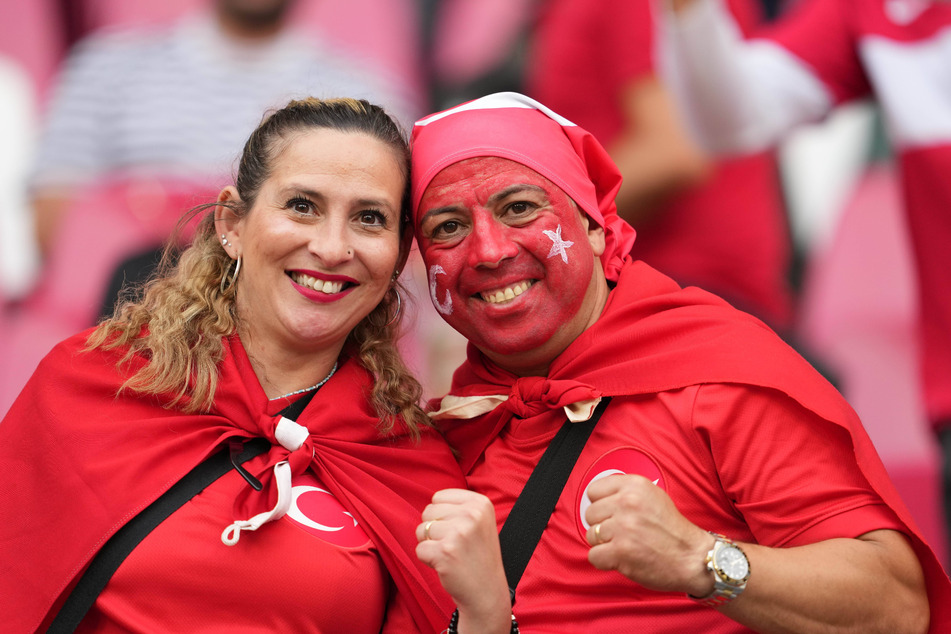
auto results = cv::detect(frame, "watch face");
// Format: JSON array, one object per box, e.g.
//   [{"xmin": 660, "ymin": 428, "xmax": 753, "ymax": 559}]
[{"xmin": 715, "ymin": 545, "xmax": 750, "ymax": 583}]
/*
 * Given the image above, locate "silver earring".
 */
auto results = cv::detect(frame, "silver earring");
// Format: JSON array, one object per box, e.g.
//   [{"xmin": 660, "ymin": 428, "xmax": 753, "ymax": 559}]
[
  {"xmin": 221, "ymin": 234, "xmax": 230, "ymax": 247},
  {"xmin": 220, "ymin": 256, "xmax": 241, "ymax": 295},
  {"xmin": 384, "ymin": 287, "xmax": 403, "ymax": 327}
]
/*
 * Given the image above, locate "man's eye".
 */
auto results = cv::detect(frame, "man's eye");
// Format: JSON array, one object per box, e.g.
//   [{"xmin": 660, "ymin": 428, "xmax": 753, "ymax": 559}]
[
  {"xmin": 508, "ymin": 201, "xmax": 536, "ymax": 214},
  {"xmin": 433, "ymin": 220, "xmax": 461, "ymax": 237}
]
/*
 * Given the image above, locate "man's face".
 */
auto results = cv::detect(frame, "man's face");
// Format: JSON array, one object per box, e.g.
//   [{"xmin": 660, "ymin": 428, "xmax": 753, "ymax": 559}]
[{"xmin": 416, "ymin": 157, "xmax": 608, "ymax": 375}]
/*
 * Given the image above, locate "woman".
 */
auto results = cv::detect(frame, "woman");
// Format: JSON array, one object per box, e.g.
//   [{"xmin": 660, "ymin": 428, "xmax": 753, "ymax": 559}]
[{"xmin": 0, "ymin": 98, "xmax": 463, "ymax": 632}]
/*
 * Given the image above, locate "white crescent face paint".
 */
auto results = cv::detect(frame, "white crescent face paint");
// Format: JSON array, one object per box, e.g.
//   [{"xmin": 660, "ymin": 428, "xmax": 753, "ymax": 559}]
[{"xmin": 429, "ymin": 264, "xmax": 453, "ymax": 315}]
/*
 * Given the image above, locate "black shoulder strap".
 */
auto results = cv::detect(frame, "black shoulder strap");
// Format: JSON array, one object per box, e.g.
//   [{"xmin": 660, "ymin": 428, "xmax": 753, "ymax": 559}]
[
  {"xmin": 48, "ymin": 393, "xmax": 314, "ymax": 633},
  {"xmin": 497, "ymin": 396, "xmax": 612, "ymax": 597}
]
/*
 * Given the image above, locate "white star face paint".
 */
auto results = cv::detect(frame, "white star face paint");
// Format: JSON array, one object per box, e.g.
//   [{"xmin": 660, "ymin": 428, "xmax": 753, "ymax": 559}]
[
  {"xmin": 543, "ymin": 224, "xmax": 574, "ymax": 263},
  {"xmin": 429, "ymin": 264, "xmax": 453, "ymax": 315}
]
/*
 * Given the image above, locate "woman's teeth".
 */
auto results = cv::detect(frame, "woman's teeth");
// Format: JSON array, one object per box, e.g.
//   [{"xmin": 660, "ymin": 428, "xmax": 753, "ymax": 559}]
[{"xmin": 291, "ymin": 273, "xmax": 344, "ymax": 294}]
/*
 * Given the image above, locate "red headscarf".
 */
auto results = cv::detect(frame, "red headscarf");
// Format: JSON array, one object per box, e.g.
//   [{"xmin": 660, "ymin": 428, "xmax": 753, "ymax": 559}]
[{"xmin": 410, "ymin": 92, "xmax": 637, "ymax": 282}]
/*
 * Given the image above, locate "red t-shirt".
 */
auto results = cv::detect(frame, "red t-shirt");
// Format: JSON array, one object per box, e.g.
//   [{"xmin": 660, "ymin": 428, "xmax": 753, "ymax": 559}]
[
  {"xmin": 77, "ymin": 439, "xmax": 401, "ymax": 632},
  {"xmin": 465, "ymin": 384, "xmax": 900, "ymax": 632}
]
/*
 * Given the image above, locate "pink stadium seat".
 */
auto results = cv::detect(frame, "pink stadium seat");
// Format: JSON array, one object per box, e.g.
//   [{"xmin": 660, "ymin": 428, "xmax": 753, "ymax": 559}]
[{"xmin": 0, "ymin": 179, "xmax": 214, "ymax": 416}]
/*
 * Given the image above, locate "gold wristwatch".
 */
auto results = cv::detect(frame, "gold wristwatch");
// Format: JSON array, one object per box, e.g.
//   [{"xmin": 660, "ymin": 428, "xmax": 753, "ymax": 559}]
[{"xmin": 690, "ymin": 533, "xmax": 750, "ymax": 607}]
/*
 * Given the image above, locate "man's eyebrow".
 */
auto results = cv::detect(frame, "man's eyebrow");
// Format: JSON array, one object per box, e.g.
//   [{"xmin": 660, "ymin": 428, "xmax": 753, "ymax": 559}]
[
  {"xmin": 487, "ymin": 184, "xmax": 546, "ymax": 206},
  {"xmin": 420, "ymin": 184, "xmax": 547, "ymax": 223},
  {"xmin": 420, "ymin": 205, "xmax": 463, "ymax": 223}
]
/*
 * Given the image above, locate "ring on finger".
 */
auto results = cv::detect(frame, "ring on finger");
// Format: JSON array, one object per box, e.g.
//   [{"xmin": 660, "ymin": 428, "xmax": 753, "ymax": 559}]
[
  {"xmin": 594, "ymin": 522, "xmax": 604, "ymax": 544},
  {"xmin": 424, "ymin": 519, "xmax": 436, "ymax": 540}
]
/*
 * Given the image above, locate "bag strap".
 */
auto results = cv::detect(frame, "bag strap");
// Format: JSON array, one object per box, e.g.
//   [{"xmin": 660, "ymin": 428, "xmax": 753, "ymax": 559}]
[
  {"xmin": 47, "ymin": 393, "xmax": 315, "ymax": 633},
  {"xmin": 497, "ymin": 396, "xmax": 612, "ymax": 598}
]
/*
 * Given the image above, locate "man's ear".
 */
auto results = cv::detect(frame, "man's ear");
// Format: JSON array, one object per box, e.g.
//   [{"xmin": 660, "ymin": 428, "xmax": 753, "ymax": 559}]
[
  {"xmin": 578, "ymin": 208, "xmax": 606, "ymax": 258},
  {"xmin": 215, "ymin": 186, "xmax": 242, "ymax": 253}
]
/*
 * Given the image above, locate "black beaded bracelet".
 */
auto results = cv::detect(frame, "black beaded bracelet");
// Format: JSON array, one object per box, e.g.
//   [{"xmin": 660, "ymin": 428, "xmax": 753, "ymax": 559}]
[{"xmin": 446, "ymin": 609, "xmax": 520, "ymax": 633}]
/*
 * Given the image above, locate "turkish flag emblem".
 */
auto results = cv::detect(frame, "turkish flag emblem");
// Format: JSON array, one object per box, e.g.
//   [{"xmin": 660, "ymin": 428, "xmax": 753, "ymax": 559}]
[
  {"xmin": 284, "ymin": 472, "xmax": 370, "ymax": 547},
  {"xmin": 575, "ymin": 448, "xmax": 666, "ymax": 538}
]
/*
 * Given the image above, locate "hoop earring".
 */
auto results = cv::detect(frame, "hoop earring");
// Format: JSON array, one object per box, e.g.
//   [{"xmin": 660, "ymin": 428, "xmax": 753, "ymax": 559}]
[
  {"xmin": 220, "ymin": 257, "xmax": 241, "ymax": 295},
  {"xmin": 384, "ymin": 286, "xmax": 403, "ymax": 327}
]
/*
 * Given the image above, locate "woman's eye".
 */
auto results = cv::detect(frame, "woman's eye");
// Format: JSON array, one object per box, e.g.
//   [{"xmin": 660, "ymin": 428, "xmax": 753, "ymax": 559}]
[
  {"xmin": 287, "ymin": 197, "xmax": 314, "ymax": 214},
  {"xmin": 359, "ymin": 210, "xmax": 387, "ymax": 227}
]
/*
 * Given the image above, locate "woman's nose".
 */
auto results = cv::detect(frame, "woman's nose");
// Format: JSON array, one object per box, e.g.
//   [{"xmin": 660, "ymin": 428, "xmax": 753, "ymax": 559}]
[{"xmin": 308, "ymin": 216, "xmax": 353, "ymax": 265}]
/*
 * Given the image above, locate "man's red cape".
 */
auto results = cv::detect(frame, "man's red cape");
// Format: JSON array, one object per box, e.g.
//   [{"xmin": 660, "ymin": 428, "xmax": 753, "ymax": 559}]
[
  {"xmin": 1, "ymin": 331, "xmax": 461, "ymax": 633},
  {"xmin": 435, "ymin": 259, "xmax": 951, "ymax": 630}
]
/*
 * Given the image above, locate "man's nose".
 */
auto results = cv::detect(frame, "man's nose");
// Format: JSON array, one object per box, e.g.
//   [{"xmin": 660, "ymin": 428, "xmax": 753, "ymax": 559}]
[{"xmin": 468, "ymin": 214, "xmax": 518, "ymax": 269}]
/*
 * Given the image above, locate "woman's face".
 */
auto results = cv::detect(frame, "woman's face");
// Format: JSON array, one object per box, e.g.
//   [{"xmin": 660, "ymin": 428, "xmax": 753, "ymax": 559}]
[{"xmin": 223, "ymin": 128, "xmax": 404, "ymax": 358}]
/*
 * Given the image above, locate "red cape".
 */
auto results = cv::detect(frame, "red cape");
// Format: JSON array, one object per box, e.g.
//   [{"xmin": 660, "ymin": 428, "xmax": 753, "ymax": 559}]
[
  {"xmin": 1, "ymin": 331, "xmax": 462, "ymax": 632},
  {"xmin": 436, "ymin": 258, "xmax": 951, "ymax": 631}
]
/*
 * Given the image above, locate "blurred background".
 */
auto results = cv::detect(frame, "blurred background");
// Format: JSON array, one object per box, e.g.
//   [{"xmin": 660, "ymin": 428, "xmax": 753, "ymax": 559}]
[{"xmin": 0, "ymin": 0, "xmax": 942, "ymax": 564}]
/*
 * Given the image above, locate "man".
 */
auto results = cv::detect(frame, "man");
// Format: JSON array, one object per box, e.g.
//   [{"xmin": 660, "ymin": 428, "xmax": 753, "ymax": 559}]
[
  {"xmin": 659, "ymin": 0, "xmax": 951, "ymax": 562},
  {"xmin": 410, "ymin": 93, "xmax": 949, "ymax": 633}
]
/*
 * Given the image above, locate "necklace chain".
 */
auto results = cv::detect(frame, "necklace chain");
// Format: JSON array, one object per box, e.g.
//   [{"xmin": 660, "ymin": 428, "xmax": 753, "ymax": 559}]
[{"xmin": 268, "ymin": 361, "xmax": 338, "ymax": 401}]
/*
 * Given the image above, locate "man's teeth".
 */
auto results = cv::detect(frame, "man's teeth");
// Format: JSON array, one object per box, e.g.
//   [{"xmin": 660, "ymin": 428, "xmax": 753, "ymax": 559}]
[
  {"xmin": 291, "ymin": 273, "xmax": 344, "ymax": 294},
  {"xmin": 481, "ymin": 281, "xmax": 532, "ymax": 304}
]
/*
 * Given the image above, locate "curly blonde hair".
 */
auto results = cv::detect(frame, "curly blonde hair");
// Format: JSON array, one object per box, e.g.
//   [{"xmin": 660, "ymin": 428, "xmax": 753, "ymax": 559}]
[{"xmin": 88, "ymin": 97, "xmax": 429, "ymax": 437}]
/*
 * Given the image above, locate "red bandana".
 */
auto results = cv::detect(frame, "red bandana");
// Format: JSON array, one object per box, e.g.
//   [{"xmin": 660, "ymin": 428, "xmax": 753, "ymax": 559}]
[
  {"xmin": 433, "ymin": 259, "xmax": 951, "ymax": 630},
  {"xmin": 410, "ymin": 91, "xmax": 637, "ymax": 283},
  {"xmin": 1, "ymin": 331, "xmax": 462, "ymax": 632}
]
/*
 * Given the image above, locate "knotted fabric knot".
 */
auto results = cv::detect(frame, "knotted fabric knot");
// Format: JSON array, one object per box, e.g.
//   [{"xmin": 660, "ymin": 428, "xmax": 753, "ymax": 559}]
[
  {"xmin": 274, "ymin": 416, "xmax": 309, "ymax": 451},
  {"xmin": 502, "ymin": 377, "xmax": 602, "ymax": 421},
  {"xmin": 221, "ymin": 417, "xmax": 314, "ymax": 546}
]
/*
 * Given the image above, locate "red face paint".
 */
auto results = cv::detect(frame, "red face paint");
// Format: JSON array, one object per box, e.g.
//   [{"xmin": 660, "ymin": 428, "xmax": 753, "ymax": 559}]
[{"xmin": 416, "ymin": 157, "xmax": 608, "ymax": 375}]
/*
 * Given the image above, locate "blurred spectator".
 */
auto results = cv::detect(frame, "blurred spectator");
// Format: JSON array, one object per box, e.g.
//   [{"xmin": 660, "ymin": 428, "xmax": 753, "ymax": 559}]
[
  {"xmin": 662, "ymin": 0, "xmax": 951, "ymax": 566},
  {"xmin": 527, "ymin": 0, "xmax": 797, "ymax": 334},
  {"xmin": 420, "ymin": 0, "xmax": 537, "ymax": 110},
  {"xmin": 0, "ymin": 57, "xmax": 40, "ymax": 302},
  {"xmin": 30, "ymin": 0, "xmax": 414, "ymax": 258},
  {"xmin": 0, "ymin": 0, "xmax": 67, "ymax": 104},
  {"xmin": 0, "ymin": 0, "xmax": 419, "ymax": 416}
]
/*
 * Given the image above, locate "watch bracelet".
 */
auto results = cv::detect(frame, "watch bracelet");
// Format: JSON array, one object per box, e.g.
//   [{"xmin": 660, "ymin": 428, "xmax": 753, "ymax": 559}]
[
  {"xmin": 446, "ymin": 609, "xmax": 520, "ymax": 634},
  {"xmin": 687, "ymin": 532, "xmax": 749, "ymax": 608}
]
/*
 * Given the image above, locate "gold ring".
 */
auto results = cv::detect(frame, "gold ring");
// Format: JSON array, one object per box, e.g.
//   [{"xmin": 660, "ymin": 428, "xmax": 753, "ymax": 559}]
[
  {"xmin": 594, "ymin": 522, "xmax": 603, "ymax": 544},
  {"xmin": 424, "ymin": 519, "xmax": 436, "ymax": 540}
]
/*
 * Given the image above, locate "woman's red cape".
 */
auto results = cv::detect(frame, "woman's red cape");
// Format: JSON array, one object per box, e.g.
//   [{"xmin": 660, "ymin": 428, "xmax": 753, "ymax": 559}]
[{"xmin": 1, "ymin": 331, "xmax": 462, "ymax": 632}]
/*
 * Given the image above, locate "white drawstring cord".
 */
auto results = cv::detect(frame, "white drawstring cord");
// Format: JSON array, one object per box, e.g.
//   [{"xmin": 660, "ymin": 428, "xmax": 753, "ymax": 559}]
[{"xmin": 221, "ymin": 418, "xmax": 309, "ymax": 546}]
